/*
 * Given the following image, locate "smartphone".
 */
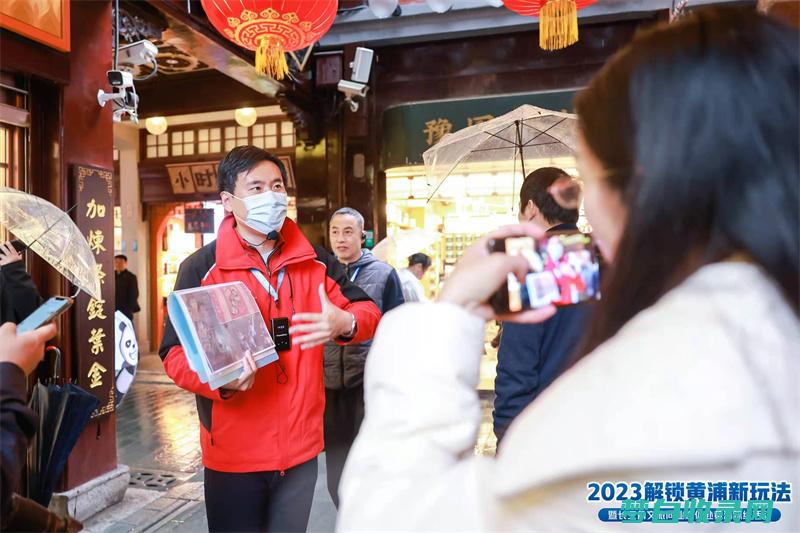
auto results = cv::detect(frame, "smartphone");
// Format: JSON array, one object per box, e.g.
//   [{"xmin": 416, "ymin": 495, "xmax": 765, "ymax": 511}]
[
  {"xmin": 16, "ymin": 296, "xmax": 73, "ymax": 333},
  {"xmin": 488, "ymin": 231, "xmax": 601, "ymax": 313}
]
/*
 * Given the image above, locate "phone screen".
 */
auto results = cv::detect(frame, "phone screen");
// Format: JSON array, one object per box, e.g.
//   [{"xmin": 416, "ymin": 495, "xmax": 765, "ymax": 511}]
[
  {"xmin": 489, "ymin": 231, "xmax": 600, "ymax": 313},
  {"xmin": 16, "ymin": 297, "xmax": 73, "ymax": 333}
]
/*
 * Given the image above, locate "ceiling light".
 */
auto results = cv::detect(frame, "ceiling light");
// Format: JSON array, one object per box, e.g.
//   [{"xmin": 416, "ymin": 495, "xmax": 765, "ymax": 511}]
[
  {"xmin": 234, "ymin": 107, "xmax": 257, "ymax": 127},
  {"xmin": 145, "ymin": 116, "xmax": 168, "ymax": 135}
]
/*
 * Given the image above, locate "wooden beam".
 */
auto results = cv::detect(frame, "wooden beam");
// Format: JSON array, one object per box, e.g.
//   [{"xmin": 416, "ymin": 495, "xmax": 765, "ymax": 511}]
[
  {"xmin": 136, "ymin": 70, "xmax": 276, "ymax": 116},
  {"xmin": 147, "ymin": 0, "xmax": 283, "ymax": 96}
]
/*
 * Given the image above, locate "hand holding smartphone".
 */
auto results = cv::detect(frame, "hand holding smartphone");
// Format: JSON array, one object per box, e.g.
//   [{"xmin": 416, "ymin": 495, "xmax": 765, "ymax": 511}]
[
  {"xmin": 16, "ymin": 296, "xmax": 73, "ymax": 334},
  {"xmin": 488, "ymin": 231, "xmax": 600, "ymax": 314}
]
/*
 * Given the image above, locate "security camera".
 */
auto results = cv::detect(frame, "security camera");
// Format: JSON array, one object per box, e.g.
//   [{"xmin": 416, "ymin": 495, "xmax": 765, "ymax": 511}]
[
  {"xmin": 107, "ymin": 70, "xmax": 134, "ymax": 89},
  {"xmin": 118, "ymin": 40, "xmax": 158, "ymax": 67},
  {"xmin": 112, "ymin": 106, "xmax": 138, "ymax": 124},
  {"xmin": 337, "ymin": 79, "xmax": 369, "ymax": 99},
  {"xmin": 350, "ymin": 47, "xmax": 374, "ymax": 84}
]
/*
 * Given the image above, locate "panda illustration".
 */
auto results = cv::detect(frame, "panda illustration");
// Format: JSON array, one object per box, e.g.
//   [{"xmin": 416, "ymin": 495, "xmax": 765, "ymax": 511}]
[{"xmin": 115, "ymin": 311, "xmax": 139, "ymax": 406}]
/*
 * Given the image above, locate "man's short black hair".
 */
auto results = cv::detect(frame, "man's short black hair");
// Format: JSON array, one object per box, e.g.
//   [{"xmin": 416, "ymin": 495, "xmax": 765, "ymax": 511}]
[
  {"xmin": 217, "ymin": 145, "xmax": 288, "ymax": 194},
  {"xmin": 408, "ymin": 253, "xmax": 431, "ymax": 269},
  {"xmin": 519, "ymin": 167, "xmax": 579, "ymax": 225},
  {"xmin": 115, "ymin": 254, "xmax": 127, "ymax": 261}
]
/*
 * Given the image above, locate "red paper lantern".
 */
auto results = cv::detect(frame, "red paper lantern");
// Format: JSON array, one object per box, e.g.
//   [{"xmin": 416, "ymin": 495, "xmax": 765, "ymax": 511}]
[
  {"xmin": 201, "ymin": 0, "xmax": 338, "ymax": 80},
  {"xmin": 504, "ymin": 0, "xmax": 597, "ymax": 50}
]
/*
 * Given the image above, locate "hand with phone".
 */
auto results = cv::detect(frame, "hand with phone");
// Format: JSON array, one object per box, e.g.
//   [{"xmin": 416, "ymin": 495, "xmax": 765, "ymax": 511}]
[
  {"xmin": 0, "ymin": 322, "xmax": 57, "ymax": 376},
  {"xmin": 438, "ymin": 224, "xmax": 557, "ymax": 324},
  {"xmin": 487, "ymin": 229, "xmax": 601, "ymax": 313}
]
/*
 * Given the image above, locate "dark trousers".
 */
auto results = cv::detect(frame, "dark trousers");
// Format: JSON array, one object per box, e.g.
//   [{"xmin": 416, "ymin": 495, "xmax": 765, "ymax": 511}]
[
  {"xmin": 204, "ymin": 456, "xmax": 317, "ymax": 532},
  {"xmin": 323, "ymin": 385, "xmax": 364, "ymax": 508}
]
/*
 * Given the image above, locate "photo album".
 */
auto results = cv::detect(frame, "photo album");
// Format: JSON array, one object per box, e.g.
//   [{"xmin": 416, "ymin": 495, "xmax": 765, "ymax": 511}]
[{"xmin": 167, "ymin": 282, "xmax": 278, "ymax": 390}]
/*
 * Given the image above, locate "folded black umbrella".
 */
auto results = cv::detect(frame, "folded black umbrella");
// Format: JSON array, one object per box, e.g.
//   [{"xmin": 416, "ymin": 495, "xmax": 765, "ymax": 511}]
[{"xmin": 27, "ymin": 348, "xmax": 99, "ymax": 507}]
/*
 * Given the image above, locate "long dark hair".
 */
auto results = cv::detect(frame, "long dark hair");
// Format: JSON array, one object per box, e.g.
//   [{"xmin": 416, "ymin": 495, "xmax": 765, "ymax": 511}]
[{"xmin": 574, "ymin": 7, "xmax": 799, "ymax": 356}]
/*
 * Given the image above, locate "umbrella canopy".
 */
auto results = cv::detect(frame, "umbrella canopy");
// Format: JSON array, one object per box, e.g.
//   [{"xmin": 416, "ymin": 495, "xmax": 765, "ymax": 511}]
[
  {"xmin": 28, "ymin": 380, "xmax": 99, "ymax": 506},
  {"xmin": 372, "ymin": 229, "xmax": 440, "ymax": 266},
  {"xmin": 0, "ymin": 187, "xmax": 101, "ymax": 299},
  {"xmin": 422, "ymin": 105, "xmax": 578, "ymax": 204}
]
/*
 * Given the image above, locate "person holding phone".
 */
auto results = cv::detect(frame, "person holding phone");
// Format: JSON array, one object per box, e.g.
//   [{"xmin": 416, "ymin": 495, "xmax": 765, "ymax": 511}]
[
  {"xmin": 0, "ymin": 322, "xmax": 81, "ymax": 531},
  {"xmin": 336, "ymin": 8, "xmax": 799, "ymax": 530},
  {"xmin": 0, "ymin": 241, "xmax": 42, "ymax": 325}
]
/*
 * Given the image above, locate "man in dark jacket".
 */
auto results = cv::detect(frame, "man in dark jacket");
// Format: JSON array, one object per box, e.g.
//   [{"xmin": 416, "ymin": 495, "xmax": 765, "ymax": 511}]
[
  {"xmin": 0, "ymin": 241, "xmax": 41, "ymax": 324},
  {"xmin": 324, "ymin": 207, "xmax": 404, "ymax": 507},
  {"xmin": 493, "ymin": 167, "xmax": 593, "ymax": 443},
  {"xmin": 159, "ymin": 147, "xmax": 382, "ymax": 532},
  {"xmin": 114, "ymin": 255, "xmax": 140, "ymax": 321}
]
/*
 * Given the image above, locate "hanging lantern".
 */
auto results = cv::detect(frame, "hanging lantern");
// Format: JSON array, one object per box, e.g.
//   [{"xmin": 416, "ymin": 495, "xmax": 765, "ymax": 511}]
[
  {"xmin": 503, "ymin": 0, "xmax": 597, "ymax": 51},
  {"xmin": 200, "ymin": 0, "xmax": 337, "ymax": 80}
]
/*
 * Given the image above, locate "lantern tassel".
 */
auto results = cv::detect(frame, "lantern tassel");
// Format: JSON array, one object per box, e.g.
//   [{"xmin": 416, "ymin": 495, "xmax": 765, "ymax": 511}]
[
  {"xmin": 256, "ymin": 37, "xmax": 290, "ymax": 80},
  {"xmin": 539, "ymin": 0, "xmax": 579, "ymax": 51}
]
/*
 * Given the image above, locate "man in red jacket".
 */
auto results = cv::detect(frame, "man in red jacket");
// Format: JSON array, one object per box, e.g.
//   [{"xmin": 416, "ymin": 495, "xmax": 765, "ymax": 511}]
[{"xmin": 159, "ymin": 146, "xmax": 381, "ymax": 533}]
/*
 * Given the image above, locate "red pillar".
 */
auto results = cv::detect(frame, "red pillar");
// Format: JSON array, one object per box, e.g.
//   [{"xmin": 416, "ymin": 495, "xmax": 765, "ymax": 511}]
[{"xmin": 61, "ymin": 0, "xmax": 117, "ymax": 489}]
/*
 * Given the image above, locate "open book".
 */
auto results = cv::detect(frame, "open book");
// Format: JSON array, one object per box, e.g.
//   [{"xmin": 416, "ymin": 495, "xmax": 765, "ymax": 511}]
[{"xmin": 167, "ymin": 281, "xmax": 279, "ymax": 390}]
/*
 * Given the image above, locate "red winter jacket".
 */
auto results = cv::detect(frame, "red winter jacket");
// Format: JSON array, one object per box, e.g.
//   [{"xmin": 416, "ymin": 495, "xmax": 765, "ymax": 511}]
[{"xmin": 159, "ymin": 216, "xmax": 381, "ymax": 473}]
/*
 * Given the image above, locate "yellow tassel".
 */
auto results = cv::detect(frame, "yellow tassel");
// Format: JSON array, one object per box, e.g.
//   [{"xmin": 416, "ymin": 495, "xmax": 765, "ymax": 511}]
[
  {"xmin": 539, "ymin": 0, "xmax": 579, "ymax": 51},
  {"xmin": 255, "ymin": 37, "xmax": 289, "ymax": 80}
]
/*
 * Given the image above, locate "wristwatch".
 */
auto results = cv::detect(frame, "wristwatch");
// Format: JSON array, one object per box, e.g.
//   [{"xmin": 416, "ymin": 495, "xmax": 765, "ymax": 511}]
[{"xmin": 342, "ymin": 312, "xmax": 357, "ymax": 339}]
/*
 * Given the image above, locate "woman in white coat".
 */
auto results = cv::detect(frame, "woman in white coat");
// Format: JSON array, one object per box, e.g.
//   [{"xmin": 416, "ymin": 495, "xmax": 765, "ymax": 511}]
[{"xmin": 338, "ymin": 7, "xmax": 799, "ymax": 532}]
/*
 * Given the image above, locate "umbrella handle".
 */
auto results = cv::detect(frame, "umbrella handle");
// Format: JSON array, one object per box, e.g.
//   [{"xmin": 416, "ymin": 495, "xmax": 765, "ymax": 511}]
[{"xmin": 44, "ymin": 346, "xmax": 61, "ymax": 382}]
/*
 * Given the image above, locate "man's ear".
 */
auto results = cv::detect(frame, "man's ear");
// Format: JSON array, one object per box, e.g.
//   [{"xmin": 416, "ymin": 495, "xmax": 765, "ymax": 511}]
[
  {"xmin": 524, "ymin": 200, "xmax": 538, "ymax": 221},
  {"xmin": 220, "ymin": 192, "xmax": 234, "ymax": 214},
  {"xmin": 361, "ymin": 231, "xmax": 366, "ymax": 243}
]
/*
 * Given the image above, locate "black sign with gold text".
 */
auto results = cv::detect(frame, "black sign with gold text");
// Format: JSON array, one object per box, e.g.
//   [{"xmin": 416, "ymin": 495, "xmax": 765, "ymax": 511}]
[{"xmin": 73, "ymin": 165, "xmax": 115, "ymax": 418}]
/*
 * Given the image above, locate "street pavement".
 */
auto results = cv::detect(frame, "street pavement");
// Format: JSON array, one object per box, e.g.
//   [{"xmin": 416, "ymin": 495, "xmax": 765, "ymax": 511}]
[{"xmin": 83, "ymin": 354, "xmax": 496, "ymax": 532}]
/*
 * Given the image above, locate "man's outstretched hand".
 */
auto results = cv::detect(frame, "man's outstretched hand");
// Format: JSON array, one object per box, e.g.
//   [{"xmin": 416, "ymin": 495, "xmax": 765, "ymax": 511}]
[{"xmin": 290, "ymin": 285, "xmax": 354, "ymax": 350}]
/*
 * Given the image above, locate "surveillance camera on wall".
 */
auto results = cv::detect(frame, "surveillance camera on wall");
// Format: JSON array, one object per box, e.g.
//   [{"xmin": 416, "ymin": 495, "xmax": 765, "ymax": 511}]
[
  {"xmin": 350, "ymin": 47, "xmax": 374, "ymax": 84},
  {"xmin": 337, "ymin": 79, "xmax": 369, "ymax": 99},
  {"xmin": 336, "ymin": 47, "xmax": 374, "ymax": 113},
  {"xmin": 108, "ymin": 70, "xmax": 134, "ymax": 89},
  {"xmin": 98, "ymin": 71, "xmax": 139, "ymax": 123},
  {"xmin": 119, "ymin": 40, "xmax": 158, "ymax": 67}
]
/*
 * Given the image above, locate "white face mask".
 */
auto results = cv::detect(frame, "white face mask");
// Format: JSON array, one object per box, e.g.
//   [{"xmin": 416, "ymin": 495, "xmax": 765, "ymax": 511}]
[{"xmin": 231, "ymin": 191, "xmax": 288, "ymax": 237}]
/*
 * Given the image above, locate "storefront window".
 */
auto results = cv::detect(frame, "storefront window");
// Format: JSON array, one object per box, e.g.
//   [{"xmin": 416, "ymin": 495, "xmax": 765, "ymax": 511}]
[
  {"xmin": 197, "ymin": 127, "xmax": 222, "ymax": 154},
  {"xmin": 146, "ymin": 133, "xmax": 169, "ymax": 158},
  {"xmin": 224, "ymin": 126, "xmax": 248, "ymax": 151},
  {"xmin": 143, "ymin": 118, "xmax": 296, "ymax": 160},
  {"xmin": 171, "ymin": 130, "xmax": 195, "ymax": 156},
  {"xmin": 252, "ymin": 122, "xmax": 278, "ymax": 149},
  {"xmin": 281, "ymin": 121, "xmax": 294, "ymax": 147}
]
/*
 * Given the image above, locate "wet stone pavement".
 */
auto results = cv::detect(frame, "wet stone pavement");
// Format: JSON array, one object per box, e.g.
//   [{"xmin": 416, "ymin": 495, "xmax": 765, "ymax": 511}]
[{"xmin": 85, "ymin": 354, "xmax": 496, "ymax": 532}]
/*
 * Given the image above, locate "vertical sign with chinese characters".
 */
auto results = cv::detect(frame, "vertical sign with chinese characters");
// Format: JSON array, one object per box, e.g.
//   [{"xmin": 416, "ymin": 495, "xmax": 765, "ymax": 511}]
[{"xmin": 73, "ymin": 165, "xmax": 115, "ymax": 418}]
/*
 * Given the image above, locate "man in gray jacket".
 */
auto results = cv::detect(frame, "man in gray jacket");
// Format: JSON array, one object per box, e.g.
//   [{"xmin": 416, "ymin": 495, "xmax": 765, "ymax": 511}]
[{"xmin": 324, "ymin": 207, "xmax": 404, "ymax": 507}]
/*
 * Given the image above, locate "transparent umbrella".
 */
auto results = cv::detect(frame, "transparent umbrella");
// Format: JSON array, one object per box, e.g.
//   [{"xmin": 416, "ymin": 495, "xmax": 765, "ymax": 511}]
[
  {"xmin": 0, "ymin": 187, "xmax": 101, "ymax": 299},
  {"xmin": 372, "ymin": 228, "xmax": 440, "ymax": 267},
  {"xmin": 422, "ymin": 105, "xmax": 579, "ymax": 207}
]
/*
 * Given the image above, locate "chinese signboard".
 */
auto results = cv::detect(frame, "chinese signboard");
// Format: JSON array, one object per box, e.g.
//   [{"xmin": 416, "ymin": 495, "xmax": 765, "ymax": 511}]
[
  {"xmin": 382, "ymin": 90, "xmax": 577, "ymax": 169},
  {"xmin": 73, "ymin": 165, "xmax": 115, "ymax": 418},
  {"xmin": 166, "ymin": 156, "xmax": 296, "ymax": 195},
  {"xmin": 184, "ymin": 208, "xmax": 215, "ymax": 234}
]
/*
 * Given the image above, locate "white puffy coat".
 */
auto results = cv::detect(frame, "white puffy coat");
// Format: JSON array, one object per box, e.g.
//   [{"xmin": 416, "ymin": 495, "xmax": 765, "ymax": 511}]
[{"xmin": 338, "ymin": 262, "xmax": 800, "ymax": 532}]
